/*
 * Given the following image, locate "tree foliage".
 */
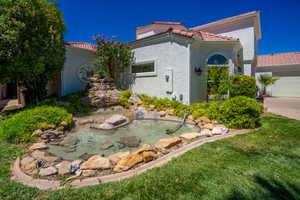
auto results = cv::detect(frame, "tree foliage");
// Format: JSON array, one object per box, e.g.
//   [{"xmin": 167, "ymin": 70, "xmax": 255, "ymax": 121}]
[
  {"xmin": 94, "ymin": 35, "xmax": 134, "ymax": 88},
  {"xmin": 207, "ymin": 66, "xmax": 229, "ymax": 98},
  {"xmin": 0, "ymin": 0, "xmax": 65, "ymax": 103},
  {"xmin": 258, "ymin": 74, "xmax": 279, "ymax": 95}
]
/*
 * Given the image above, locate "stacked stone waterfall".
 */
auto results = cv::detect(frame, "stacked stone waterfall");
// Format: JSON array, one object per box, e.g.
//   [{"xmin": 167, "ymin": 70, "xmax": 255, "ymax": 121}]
[{"xmin": 82, "ymin": 75, "xmax": 122, "ymax": 108}]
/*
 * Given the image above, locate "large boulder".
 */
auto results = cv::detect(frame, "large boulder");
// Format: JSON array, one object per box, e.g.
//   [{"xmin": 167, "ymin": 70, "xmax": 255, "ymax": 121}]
[
  {"xmin": 109, "ymin": 151, "xmax": 130, "ymax": 165},
  {"xmin": 212, "ymin": 125, "xmax": 229, "ymax": 135},
  {"xmin": 113, "ymin": 144, "xmax": 158, "ymax": 172},
  {"xmin": 39, "ymin": 166, "xmax": 58, "ymax": 176},
  {"xmin": 90, "ymin": 122, "xmax": 114, "ymax": 130},
  {"xmin": 31, "ymin": 150, "xmax": 60, "ymax": 163},
  {"xmin": 155, "ymin": 137, "xmax": 182, "ymax": 149},
  {"xmin": 57, "ymin": 161, "xmax": 71, "ymax": 175},
  {"xmin": 80, "ymin": 155, "xmax": 111, "ymax": 170},
  {"xmin": 29, "ymin": 142, "xmax": 48, "ymax": 151}
]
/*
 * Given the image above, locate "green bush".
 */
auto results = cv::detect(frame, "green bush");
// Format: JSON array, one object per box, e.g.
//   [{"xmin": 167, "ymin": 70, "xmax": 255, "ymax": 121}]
[
  {"xmin": 0, "ymin": 106, "xmax": 73, "ymax": 143},
  {"xmin": 205, "ymin": 102, "xmax": 221, "ymax": 120},
  {"xmin": 38, "ymin": 92, "xmax": 93, "ymax": 114},
  {"xmin": 190, "ymin": 103, "xmax": 210, "ymax": 118},
  {"xmin": 119, "ymin": 90, "xmax": 132, "ymax": 108},
  {"xmin": 229, "ymin": 75, "xmax": 258, "ymax": 98},
  {"xmin": 218, "ymin": 96, "xmax": 263, "ymax": 128}
]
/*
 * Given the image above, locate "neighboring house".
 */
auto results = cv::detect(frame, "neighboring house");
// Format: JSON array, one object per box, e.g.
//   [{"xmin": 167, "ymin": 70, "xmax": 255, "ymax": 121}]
[
  {"xmin": 129, "ymin": 11, "xmax": 261, "ymax": 104},
  {"xmin": 256, "ymin": 52, "xmax": 300, "ymax": 97},
  {"xmin": 48, "ymin": 42, "xmax": 97, "ymax": 97}
]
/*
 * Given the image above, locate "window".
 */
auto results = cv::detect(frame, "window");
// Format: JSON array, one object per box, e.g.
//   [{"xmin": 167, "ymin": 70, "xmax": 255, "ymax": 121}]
[
  {"xmin": 207, "ymin": 54, "xmax": 228, "ymax": 65},
  {"xmin": 132, "ymin": 61, "xmax": 155, "ymax": 76}
]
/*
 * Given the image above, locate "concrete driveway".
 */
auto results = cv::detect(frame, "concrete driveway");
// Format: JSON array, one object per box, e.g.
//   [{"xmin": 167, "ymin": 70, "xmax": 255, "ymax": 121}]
[{"xmin": 264, "ymin": 97, "xmax": 300, "ymax": 120}]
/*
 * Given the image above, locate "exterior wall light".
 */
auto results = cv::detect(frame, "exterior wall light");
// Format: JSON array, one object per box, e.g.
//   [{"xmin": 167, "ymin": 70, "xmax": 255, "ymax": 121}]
[{"xmin": 194, "ymin": 67, "xmax": 202, "ymax": 76}]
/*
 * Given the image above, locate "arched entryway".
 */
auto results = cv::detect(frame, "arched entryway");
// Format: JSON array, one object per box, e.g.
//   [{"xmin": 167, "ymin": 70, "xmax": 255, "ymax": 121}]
[{"xmin": 206, "ymin": 54, "xmax": 229, "ymax": 101}]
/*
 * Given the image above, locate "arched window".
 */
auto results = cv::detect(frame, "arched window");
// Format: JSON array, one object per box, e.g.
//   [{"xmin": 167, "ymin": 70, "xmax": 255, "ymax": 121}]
[{"xmin": 207, "ymin": 54, "xmax": 228, "ymax": 65}]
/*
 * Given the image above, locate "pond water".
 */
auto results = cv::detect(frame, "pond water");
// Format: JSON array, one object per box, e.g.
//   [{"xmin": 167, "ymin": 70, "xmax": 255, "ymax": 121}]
[{"xmin": 48, "ymin": 120, "xmax": 200, "ymax": 160}]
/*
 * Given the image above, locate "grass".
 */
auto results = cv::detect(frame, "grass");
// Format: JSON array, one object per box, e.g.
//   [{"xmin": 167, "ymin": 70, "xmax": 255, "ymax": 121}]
[{"xmin": 1, "ymin": 114, "xmax": 300, "ymax": 199}]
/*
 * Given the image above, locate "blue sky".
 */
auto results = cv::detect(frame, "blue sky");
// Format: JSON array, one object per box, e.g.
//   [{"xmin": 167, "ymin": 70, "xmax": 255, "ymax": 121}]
[{"xmin": 58, "ymin": 0, "xmax": 300, "ymax": 55}]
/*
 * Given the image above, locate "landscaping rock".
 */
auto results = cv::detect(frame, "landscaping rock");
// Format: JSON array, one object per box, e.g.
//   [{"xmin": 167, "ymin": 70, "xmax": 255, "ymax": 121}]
[
  {"xmin": 59, "ymin": 121, "xmax": 68, "ymax": 127},
  {"xmin": 149, "ymin": 105, "xmax": 156, "ymax": 111},
  {"xmin": 113, "ymin": 149, "xmax": 158, "ymax": 172},
  {"xmin": 180, "ymin": 132, "xmax": 202, "ymax": 141},
  {"xmin": 197, "ymin": 116, "xmax": 211, "ymax": 123},
  {"xmin": 78, "ymin": 119, "xmax": 94, "ymax": 125},
  {"xmin": 90, "ymin": 122, "xmax": 114, "ymax": 130},
  {"xmin": 155, "ymin": 137, "xmax": 182, "ymax": 149},
  {"xmin": 212, "ymin": 125, "xmax": 229, "ymax": 135},
  {"xmin": 200, "ymin": 129, "xmax": 212, "ymax": 137},
  {"xmin": 109, "ymin": 151, "xmax": 130, "ymax": 165},
  {"xmin": 32, "ymin": 129, "xmax": 44, "ymax": 137},
  {"xmin": 29, "ymin": 142, "xmax": 48, "ymax": 151},
  {"xmin": 21, "ymin": 156, "xmax": 35, "ymax": 166},
  {"xmin": 105, "ymin": 114, "xmax": 128, "ymax": 126},
  {"xmin": 80, "ymin": 155, "xmax": 111, "ymax": 170},
  {"xmin": 31, "ymin": 150, "xmax": 60, "ymax": 163},
  {"xmin": 81, "ymin": 75, "xmax": 122, "ymax": 108},
  {"xmin": 57, "ymin": 161, "xmax": 71, "ymax": 175},
  {"xmin": 119, "ymin": 136, "xmax": 141, "ymax": 147},
  {"xmin": 203, "ymin": 123, "xmax": 214, "ymax": 130},
  {"xmin": 159, "ymin": 111, "xmax": 167, "ymax": 117},
  {"xmin": 128, "ymin": 94, "xmax": 142, "ymax": 105},
  {"xmin": 21, "ymin": 157, "xmax": 37, "ymax": 170},
  {"xmin": 39, "ymin": 166, "xmax": 58, "ymax": 176},
  {"xmin": 136, "ymin": 144, "xmax": 156, "ymax": 154},
  {"xmin": 82, "ymin": 170, "xmax": 97, "ymax": 177}
]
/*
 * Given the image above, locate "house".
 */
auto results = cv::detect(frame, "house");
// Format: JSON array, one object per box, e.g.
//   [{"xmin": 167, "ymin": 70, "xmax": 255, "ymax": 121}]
[
  {"xmin": 129, "ymin": 11, "xmax": 261, "ymax": 104},
  {"xmin": 256, "ymin": 52, "xmax": 300, "ymax": 97},
  {"xmin": 0, "ymin": 42, "xmax": 96, "ymax": 108}
]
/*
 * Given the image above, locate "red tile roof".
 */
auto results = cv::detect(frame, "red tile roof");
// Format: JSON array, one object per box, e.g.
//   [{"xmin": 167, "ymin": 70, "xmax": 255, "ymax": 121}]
[
  {"xmin": 152, "ymin": 21, "xmax": 183, "ymax": 25},
  {"xmin": 257, "ymin": 52, "xmax": 300, "ymax": 67},
  {"xmin": 171, "ymin": 29, "xmax": 239, "ymax": 41},
  {"xmin": 191, "ymin": 11, "xmax": 258, "ymax": 30},
  {"xmin": 65, "ymin": 42, "xmax": 97, "ymax": 52}
]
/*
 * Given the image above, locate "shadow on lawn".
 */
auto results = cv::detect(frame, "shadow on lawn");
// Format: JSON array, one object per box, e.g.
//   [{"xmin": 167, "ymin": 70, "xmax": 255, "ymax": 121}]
[{"xmin": 227, "ymin": 176, "xmax": 300, "ymax": 200}]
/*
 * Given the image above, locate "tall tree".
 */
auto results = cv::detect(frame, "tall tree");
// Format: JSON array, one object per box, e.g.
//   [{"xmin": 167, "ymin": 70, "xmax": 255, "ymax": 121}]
[{"xmin": 0, "ymin": 0, "xmax": 65, "ymax": 103}]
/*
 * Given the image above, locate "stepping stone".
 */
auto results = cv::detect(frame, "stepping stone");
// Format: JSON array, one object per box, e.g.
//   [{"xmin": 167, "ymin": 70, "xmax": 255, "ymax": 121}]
[{"xmin": 119, "ymin": 136, "xmax": 141, "ymax": 147}]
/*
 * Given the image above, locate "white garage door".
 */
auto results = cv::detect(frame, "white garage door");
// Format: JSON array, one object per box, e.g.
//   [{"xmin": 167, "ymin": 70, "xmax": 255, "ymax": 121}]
[{"xmin": 272, "ymin": 71, "xmax": 300, "ymax": 97}]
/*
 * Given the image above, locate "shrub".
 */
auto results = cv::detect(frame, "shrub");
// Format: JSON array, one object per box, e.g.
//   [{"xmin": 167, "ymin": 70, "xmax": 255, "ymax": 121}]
[
  {"xmin": 205, "ymin": 102, "xmax": 221, "ymax": 120},
  {"xmin": 119, "ymin": 90, "xmax": 132, "ymax": 108},
  {"xmin": 0, "ymin": 106, "xmax": 73, "ymax": 143},
  {"xmin": 229, "ymin": 75, "xmax": 258, "ymax": 98},
  {"xmin": 38, "ymin": 92, "xmax": 93, "ymax": 114},
  {"xmin": 218, "ymin": 96, "xmax": 263, "ymax": 128},
  {"xmin": 190, "ymin": 103, "xmax": 210, "ymax": 118}
]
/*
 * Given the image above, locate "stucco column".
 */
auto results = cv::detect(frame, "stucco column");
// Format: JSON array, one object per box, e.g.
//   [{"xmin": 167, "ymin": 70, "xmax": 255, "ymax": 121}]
[{"xmin": 228, "ymin": 59, "xmax": 234, "ymax": 75}]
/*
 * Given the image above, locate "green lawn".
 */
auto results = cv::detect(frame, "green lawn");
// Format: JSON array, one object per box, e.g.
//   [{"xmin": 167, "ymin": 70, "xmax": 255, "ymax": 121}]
[{"xmin": 1, "ymin": 114, "xmax": 300, "ymax": 200}]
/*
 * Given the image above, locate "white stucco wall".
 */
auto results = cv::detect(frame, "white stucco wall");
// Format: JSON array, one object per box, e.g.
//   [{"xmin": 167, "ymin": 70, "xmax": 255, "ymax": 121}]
[
  {"xmin": 199, "ymin": 19, "xmax": 257, "ymax": 76},
  {"xmin": 189, "ymin": 41, "xmax": 239, "ymax": 104},
  {"xmin": 131, "ymin": 35, "xmax": 191, "ymax": 104},
  {"xmin": 61, "ymin": 47, "xmax": 95, "ymax": 96}
]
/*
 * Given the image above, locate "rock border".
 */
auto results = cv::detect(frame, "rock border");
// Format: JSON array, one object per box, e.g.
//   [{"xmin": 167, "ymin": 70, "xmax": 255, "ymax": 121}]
[{"xmin": 11, "ymin": 128, "xmax": 252, "ymax": 190}]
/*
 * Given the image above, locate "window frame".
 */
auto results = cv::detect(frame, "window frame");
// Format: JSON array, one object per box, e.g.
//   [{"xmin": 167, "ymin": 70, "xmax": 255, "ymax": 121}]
[
  {"xmin": 207, "ymin": 54, "xmax": 229, "ymax": 66},
  {"xmin": 131, "ymin": 60, "xmax": 157, "ymax": 77}
]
